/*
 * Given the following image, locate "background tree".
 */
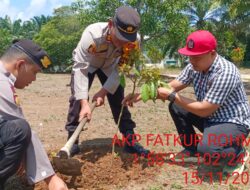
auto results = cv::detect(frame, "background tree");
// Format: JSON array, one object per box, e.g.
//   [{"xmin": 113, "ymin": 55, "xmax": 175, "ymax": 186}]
[
  {"xmin": 183, "ymin": 0, "xmax": 225, "ymax": 30},
  {"xmin": 34, "ymin": 6, "xmax": 83, "ymax": 72},
  {"xmin": 31, "ymin": 15, "xmax": 51, "ymax": 32},
  {"xmin": 213, "ymin": 0, "xmax": 249, "ymax": 64},
  {"xmin": 71, "ymin": 0, "xmax": 190, "ymax": 65},
  {"xmin": 0, "ymin": 29, "xmax": 12, "ymax": 55},
  {"xmin": 244, "ymin": 38, "xmax": 250, "ymax": 66}
]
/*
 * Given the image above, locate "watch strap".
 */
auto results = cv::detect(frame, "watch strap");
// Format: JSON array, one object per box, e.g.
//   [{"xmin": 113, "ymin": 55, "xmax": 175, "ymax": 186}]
[{"xmin": 168, "ymin": 91, "xmax": 176, "ymax": 102}]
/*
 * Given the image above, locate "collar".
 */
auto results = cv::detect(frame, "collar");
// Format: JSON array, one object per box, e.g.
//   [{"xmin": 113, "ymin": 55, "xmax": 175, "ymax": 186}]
[
  {"xmin": 104, "ymin": 26, "xmax": 122, "ymax": 52},
  {"xmin": 203, "ymin": 54, "xmax": 219, "ymax": 75},
  {"xmin": 102, "ymin": 25, "xmax": 112, "ymax": 43},
  {"xmin": 0, "ymin": 61, "xmax": 7, "ymax": 74},
  {"xmin": 0, "ymin": 61, "xmax": 17, "ymax": 85}
]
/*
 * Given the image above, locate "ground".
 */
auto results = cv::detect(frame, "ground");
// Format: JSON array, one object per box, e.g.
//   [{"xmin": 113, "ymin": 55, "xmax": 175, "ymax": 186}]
[{"xmin": 6, "ymin": 69, "xmax": 250, "ymax": 190}]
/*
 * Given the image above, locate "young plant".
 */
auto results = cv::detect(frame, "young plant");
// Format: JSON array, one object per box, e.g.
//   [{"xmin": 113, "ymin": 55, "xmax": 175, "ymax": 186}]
[{"xmin": 111, "ymin": 41, "xmax": 170, "ymax": 164}]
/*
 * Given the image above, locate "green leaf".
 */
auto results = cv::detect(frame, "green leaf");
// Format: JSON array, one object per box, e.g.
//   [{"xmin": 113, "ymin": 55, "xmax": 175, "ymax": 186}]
[
  {"xmin": 141, "ymin": 83, "xmax": 150, "ymax": 103},
  {"xmin": 158, "ymin": 81, "xmax": 171, "ymax": 89},
  {"xmin": 150, "ymin": 82, "xmax": 157, "ymax": 100},
  {"xmin": 133, "ymin": 68, "xmax": 140, "ymax": 77},
  {"xmin": 119, "ymin": 74, "xmax": 126, "ymax": 88}
]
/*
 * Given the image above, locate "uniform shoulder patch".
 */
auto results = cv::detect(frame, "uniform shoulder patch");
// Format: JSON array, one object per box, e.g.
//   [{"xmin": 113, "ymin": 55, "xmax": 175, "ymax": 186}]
[
  {"xmin": 96, "ymin": 44, "xmax": 108, "ymax": 53},
  {"xmin": 87, "ymin": 43, "xmax": 96, "ymax": 54}
]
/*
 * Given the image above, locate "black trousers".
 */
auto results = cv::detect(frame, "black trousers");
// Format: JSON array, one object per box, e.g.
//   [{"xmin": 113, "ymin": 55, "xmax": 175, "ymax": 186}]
[
  {"xmin": 169, "ymin": 102, "xmax": 249, "ymax": 158},
  {"xmin": 0, "ymin": 119, "xmax": 31, "ymax": 187},
  {"xmin": 65, "ymin": 69, "xmax": 135, "ymax": 134}
]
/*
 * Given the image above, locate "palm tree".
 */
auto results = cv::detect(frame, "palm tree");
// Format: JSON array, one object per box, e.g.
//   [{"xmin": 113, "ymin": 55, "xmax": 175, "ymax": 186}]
[
  {"xmin": 31, "ymin": 15, "xmax": 51, "ymax": 32},
  {"xmin": 223, "ymin": 1, "xmax": 250, "ymax": 35},
  {"xmin": 12, "ymin": 19, "xmax": 22, "ymax": 37},
  {"xmin": 0, "ymin": 16, "xmax": 23, "ymax": 38},
  {"xmin": 0, "ymin": 16, "xmax": 12, "ymax": 31},
  {"xmin": 183, "ymin": 0, "xmax": 226, "ymax": 30},
  {"xmin": 219, "ymin": 1, "xmax": 250, "ymax": 17}
]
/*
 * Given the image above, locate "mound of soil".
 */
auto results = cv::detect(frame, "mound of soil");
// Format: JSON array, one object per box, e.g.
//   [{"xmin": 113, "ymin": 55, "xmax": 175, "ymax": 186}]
[
  {"xmin": 60, "ymin": 143, "xmax": 159, "ymax": 190},
  {"xmin": 11, "ymin": 140, "xmax": 159, "ymax": 190}
]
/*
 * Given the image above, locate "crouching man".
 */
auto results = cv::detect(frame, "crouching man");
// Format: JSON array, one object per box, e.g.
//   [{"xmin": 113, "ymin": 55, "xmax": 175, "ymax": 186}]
[{"xmin": 0, "ymin": 39, "xmax": 68, "ymax": 190}]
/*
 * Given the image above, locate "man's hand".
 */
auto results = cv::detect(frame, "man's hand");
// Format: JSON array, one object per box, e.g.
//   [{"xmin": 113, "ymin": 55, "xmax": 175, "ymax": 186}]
[
  {"xmin": 157, "ymin": 87, "xmax": 172, "ymax": 101},
  {"xmin": 79, "ymin": 100, "xmax": 91, "ymax": 122},
  {"xmin": 92, "ymin": 88, "xmax": 108, "ymax": 107},
  {"xmin": 122, "ymin": 93, "xmax": 141, "ymax": 107}
]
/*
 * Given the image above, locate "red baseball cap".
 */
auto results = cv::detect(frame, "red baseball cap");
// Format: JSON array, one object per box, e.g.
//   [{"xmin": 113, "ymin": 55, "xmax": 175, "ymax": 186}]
[{"xmin": 178, "ymin": 30, "xmax": 217, "ymax": 56}]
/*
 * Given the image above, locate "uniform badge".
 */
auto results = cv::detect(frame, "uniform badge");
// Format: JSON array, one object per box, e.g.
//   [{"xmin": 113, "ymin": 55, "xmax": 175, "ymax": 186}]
[
  {"xmin": 187, "ymin": 39, "xmax": 194, "ymax": 49},
  {"xmin": 106, "ymin": 34, "xmax": 112, "ymax": 42},
  {"xmin": 127, "ymin": 26, "xmax": 133, "ymax": 33},
  {"xmin": 96, "ymin": 44, "xmax": 108, "ymax": 53},
  {"xmin": 40, "ymin": 56, "xmax": 51, "ymax": 68},
  {"xmin": 14, "ymin": 93, "xmax": 21, "ymax": 106}
]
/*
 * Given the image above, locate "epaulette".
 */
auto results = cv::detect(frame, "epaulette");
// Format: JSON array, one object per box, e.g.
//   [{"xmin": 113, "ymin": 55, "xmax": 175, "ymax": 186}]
[{"xmin": 87, "ymin": 42, "xmax": 109, "ymax": 54}]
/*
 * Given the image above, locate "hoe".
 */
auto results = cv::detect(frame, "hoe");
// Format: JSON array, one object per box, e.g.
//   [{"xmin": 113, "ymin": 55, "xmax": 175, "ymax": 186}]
[{"xmin": 53, "ymin": 102, "xmax": 96, "ymax": 176}]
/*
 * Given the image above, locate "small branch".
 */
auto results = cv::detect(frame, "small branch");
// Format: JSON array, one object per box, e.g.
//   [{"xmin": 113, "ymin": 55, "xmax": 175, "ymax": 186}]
[{"xmin": 111, "ymin": 75, "xmax": 137, "ymax": 166}]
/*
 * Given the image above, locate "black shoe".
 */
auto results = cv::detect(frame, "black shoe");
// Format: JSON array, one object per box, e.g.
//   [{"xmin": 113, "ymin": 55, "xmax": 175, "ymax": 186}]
[
  {"xmin": 70, "ymin": 144, "xmax": 80, "ymax": 157},
  {"xmin": 169, "ymin": 149, "xmax": 198, "ymax": 163},
  {"xmin": 124, "ymin": 142, "xmax": 150, "ymax": 157},
  {"xmin": 123, "ymin": 130, "xmax": 150, "ymax": 157}
]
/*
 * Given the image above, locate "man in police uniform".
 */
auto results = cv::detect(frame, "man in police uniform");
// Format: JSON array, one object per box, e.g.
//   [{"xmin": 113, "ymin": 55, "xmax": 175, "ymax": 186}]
[
  {"xmin": 0, "ymin": 39, "xmax": 68, "ymax": 190},
  {"xmin": 65, "ymin": 6, "xmax": 149, "ymax": 156}
]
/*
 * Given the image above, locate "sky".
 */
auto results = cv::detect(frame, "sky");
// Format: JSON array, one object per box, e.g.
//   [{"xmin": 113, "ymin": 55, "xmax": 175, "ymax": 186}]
[{"xmin": 0, "ymin": 0, "xmax": 73, "ymax": 21}]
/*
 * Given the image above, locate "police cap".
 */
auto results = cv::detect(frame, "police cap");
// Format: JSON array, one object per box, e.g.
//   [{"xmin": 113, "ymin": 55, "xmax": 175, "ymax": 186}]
[
  {"xmin": 113, "ymin": 6, "xmax": 140, "ymax": 42},
  {"xmin": 12, "ymin": 39, "xmax": 51, "ymax": 69}
]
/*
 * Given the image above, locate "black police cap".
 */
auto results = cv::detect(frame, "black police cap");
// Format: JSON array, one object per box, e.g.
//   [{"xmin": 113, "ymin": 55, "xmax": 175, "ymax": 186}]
[
  {"xmin": 12, "ymin": 39, "xmax": 51, "ymax": 69},
  {"xmin": 113, "ymin": 6, "xmax": 140, "ymax": 42}
]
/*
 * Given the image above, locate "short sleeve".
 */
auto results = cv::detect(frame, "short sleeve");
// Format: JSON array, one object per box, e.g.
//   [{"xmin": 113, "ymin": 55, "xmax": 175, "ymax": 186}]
[{"xmin": 176, "ymin": 63, "xmax": 194, "ymax": 85}]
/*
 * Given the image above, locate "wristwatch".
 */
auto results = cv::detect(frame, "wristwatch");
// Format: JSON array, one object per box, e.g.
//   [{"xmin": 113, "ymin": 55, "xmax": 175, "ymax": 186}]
[{"xmin": 167, "ymin": 91, "xmax": 176, "ymax": 102}]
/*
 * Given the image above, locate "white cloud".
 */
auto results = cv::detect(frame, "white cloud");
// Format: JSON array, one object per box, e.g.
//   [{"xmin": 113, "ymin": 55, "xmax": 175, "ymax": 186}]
[
  {"xmin": 0, "ymin": 0, "xmax": 19, "ymax": 20},
  {"xmin": 0, "ymin": 0, "xmax": 73, "ymax": 21},
  {"xmin": 23, "ymin": 0, "xmax": 47, "ymax": 20}
]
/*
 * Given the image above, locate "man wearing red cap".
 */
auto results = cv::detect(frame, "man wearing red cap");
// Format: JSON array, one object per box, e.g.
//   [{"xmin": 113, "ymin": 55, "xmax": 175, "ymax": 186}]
[{"xmin": 123, "ymin": 30, "xmax": 250, "ymax": 175}]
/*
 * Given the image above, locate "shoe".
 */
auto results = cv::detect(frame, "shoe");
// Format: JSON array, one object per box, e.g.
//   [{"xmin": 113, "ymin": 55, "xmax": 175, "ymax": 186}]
[
  {"xmin": 197, "ymin": 159, "xmax": 224, "ymax": 176},
  {"xmin": 124, "ymin": 142, "xmax": 150, "ymax": 157},
  {"xmin": 70, "ymin": 144, "xmax": 80, "ymax": 157},
  {"xmin": 169, "ymin": 149, "xmax": 199, "ymax": 163},
  {"xmin": 123, "ymin": 130, "xmax": 150, "ymax": 157},
  {"xmin": 222, "ymin": 148, "xmax": 250, "ymax": 175}
]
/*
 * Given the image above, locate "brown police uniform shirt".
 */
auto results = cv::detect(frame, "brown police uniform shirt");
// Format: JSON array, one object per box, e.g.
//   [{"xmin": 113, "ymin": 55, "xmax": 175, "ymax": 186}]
[{"xmin": 72, "ymin": 22, "xmax": 124, "ymax": 100}]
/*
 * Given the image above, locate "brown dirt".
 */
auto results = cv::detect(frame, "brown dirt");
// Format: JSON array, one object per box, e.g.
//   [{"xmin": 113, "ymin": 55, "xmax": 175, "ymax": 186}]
[
  {"xmin": 28, "ymin": 144, "xmax": 159, "ymax": 190},
  {"xmin": 64, "ymin": 145, "xmax": 158, "ymax": 190},
  {"xmin": 5, "ymin": 71, "xmax": 250, "ymax": 190}
]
